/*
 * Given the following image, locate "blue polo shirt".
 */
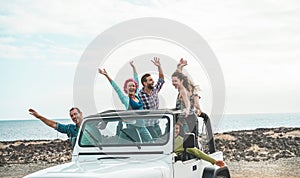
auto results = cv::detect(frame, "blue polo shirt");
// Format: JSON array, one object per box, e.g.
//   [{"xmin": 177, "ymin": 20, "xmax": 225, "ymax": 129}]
[{"xmin": 56, "ymin": 122, "xmax": 79, "ymax": 147}]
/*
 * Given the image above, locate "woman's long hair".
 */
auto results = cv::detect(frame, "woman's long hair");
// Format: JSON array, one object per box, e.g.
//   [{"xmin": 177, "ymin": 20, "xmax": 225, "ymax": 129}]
[
  {"xmin": 188, "ymin": 79, "xmax": 200, "ymax": 95},
  {"xmin": 172, "ymin": 71, "xmax": 200, "ymax": 94},
  {"xmin": 172, "ymin": 71, "xmax": 191, "ymax": 92}
]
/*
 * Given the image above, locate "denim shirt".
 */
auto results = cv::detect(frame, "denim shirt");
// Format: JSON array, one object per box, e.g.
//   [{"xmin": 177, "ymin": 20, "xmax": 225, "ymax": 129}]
[{"xmin": 56, "ymin": 122, "xmax": 79, "ymax": 147}]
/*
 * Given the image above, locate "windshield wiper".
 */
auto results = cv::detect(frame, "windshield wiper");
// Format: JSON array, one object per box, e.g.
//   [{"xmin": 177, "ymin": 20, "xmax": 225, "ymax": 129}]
[
  {"xmin": 85, "ymin": 129, "xmax": 103, "ymax": 150},
  {"xmin": 120, "ymin": 129, "xmax": 141, "ymax": 150}
]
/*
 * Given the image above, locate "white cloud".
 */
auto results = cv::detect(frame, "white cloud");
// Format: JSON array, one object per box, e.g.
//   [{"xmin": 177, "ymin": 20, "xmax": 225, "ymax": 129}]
[
  {"xmin": 0, "ymin": 0, "xmax": 164, "ymax": 37},
  {"xmin": 1, "ymin": 0, "xmax": 300, "ymax": 118}
]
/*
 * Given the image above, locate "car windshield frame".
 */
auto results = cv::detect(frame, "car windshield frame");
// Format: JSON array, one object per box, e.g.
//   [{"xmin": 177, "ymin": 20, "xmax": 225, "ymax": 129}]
[{"xmin": 78, "ymin": 114, "xmax": 170, "ymax": 148}]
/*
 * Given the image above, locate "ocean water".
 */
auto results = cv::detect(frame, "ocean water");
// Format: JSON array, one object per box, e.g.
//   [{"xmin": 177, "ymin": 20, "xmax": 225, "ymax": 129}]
[
  {"xmin": 0, "ymin": 119, "xmax": 70, "ymax": 141},
  {"xmin": 0, "ymin": 113, "xmax": 300, "ymax": 141},
  {"xmin": 215, "ymin": 113, "xmax": 300, "ymax": 133}
]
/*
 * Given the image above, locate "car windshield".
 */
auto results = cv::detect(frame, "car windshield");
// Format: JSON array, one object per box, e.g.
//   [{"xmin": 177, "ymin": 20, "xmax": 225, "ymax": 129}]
[{"xmin": 78, "ymin": 115, "xmax": 170, "ymax": 147}]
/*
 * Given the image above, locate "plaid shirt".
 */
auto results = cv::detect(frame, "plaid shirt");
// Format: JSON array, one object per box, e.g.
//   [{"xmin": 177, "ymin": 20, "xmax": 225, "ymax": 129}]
[
  {"xmin": 139, "ymin": 78, "xmax": 165, "ymax": 126},
  {"xmin": 139, "ymin": 78, "xmax": 165, "ymax": 109}
]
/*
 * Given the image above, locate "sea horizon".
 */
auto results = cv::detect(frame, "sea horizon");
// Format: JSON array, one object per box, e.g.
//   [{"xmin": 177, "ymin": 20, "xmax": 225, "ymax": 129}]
[
  {"xmin": 1, "ymin": 111, "xmax": 300, "ymax": 121},
  {"xmin": 1, "ymin": 112, "xmax": 300, "ymax": 141}
]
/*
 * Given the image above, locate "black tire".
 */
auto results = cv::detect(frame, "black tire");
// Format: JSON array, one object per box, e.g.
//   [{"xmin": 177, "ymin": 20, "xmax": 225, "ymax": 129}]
[
  {"xmin": 202, "ymin": 166, "xmax": 231, "ymax": 178},
  {"xmin": 215, "ymin": 167, "xmax": 231, "ymax": 178}
]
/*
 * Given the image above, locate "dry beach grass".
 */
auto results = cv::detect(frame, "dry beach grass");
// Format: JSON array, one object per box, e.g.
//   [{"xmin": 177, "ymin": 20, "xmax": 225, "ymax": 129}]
[{"xmin": 0, "ymin": 127, "xmax": 299, "ymax": 178}]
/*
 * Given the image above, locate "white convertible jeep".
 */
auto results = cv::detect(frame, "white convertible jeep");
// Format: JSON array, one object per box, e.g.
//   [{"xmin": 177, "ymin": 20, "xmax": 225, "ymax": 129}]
[{"xmin": 25, "ymin": 109, "xmax": 230, "ymax": 178}]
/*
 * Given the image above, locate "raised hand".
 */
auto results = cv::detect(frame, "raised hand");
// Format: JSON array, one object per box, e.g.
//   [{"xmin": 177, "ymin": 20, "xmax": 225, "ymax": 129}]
[
  {"xmin": 177, "ymin": 58, "xmax": 188, "ymax": 72},
  {"xmin": 28, "ymin": 108, "xmax": 56, "ymax": 128},
  {"xmin": 151, "ymin": 57, "xmax": 161, "ymax": 67},
  {"xmin": 98, "ymin": 68, "xmax": 112, "ymax": 81},
  {"xmin": 98, "ymin": 68, "xmax": 108, "ymax": 76},
  {"xmin": 130, "ymin": 61, "xmax": 135, "ymax": 68},
  {"xmin": 28, "ymin": 108, "xmax": 41, "ymax": 118},
  {"xmin": 130, "ymin": 60, "xmax": 137, "ymax": 74},
  {"xmin": 179, "ymin": 58, "xmax": 187, "ymax": 66}
]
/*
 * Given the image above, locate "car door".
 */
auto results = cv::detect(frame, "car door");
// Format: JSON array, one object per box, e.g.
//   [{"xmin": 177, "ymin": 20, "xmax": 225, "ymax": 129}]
[{"xmin": 173, "ymin": 158, "xmax": 202, "ymax": 178}]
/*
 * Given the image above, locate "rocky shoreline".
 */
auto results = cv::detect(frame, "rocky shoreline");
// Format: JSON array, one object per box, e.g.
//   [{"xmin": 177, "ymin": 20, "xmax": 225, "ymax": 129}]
[
  {"xmin": 0, "ymin": 127, "xmax": 299, "ymax": 177},
  {"xmin": 215, "ymin": 127, "xmax": 300, "ymax": 162},
  {"xmin": 0, "ymin": 139, "xmax": 72, "ymax": 165}
]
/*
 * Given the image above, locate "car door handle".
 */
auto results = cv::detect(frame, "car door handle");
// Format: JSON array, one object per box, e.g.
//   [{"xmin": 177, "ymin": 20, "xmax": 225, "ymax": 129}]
[{"xmin": 193, "ymin": 165, "xmax": 197, "ymax": 171}]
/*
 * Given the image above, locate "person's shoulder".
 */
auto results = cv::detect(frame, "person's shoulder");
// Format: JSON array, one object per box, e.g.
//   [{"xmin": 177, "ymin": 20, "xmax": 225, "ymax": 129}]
[
  {"xmin": 69, "ymin": 123, "xmax": 77, "ymax": 127},
  {"xmin": 175, "ymin": 136, "xmax": 183, "ymax": 141},
  {"xmin": 67, "ymin": 124, "xmax": 78, "ymax": 131},
  {"xmin": 57, "ymin": 122, "xmax": 76, "ymax": 127},
  {"xmin": 138, "ymin": 88, "xmax": 146, "ymax": 94}
]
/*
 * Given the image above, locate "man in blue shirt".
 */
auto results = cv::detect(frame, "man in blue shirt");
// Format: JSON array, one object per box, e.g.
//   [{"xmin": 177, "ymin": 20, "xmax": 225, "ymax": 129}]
[{"xmin": 29, "ymin": 107, "xmax": 83, "ymax": 147}]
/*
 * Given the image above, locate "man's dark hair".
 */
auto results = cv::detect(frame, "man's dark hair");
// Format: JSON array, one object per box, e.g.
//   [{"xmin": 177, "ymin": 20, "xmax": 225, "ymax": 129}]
[
  {"xmin": 70, "ymin": 107, "xmax": 81, "ymax": 113},
  {"xmin": 141, "ymin": 73, "xmax": 151, "ymax": 86}
]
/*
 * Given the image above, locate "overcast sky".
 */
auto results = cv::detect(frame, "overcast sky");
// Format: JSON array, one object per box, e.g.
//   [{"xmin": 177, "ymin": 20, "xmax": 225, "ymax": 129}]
[{"xmin": 1, "ymin": 0, "xmax": 300, "ymax": 119}]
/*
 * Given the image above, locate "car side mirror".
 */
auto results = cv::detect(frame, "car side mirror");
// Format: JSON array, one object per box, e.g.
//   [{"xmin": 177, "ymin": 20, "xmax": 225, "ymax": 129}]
[
  {"xmin": 183, "ymin": 133, "xmax": 195, "ymax": 149},
  {"xmin": 181, "ymin": 133, "xmax": 196, "ymax": 161}
]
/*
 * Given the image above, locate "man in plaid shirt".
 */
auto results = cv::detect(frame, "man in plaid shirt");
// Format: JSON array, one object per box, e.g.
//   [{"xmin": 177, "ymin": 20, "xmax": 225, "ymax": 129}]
[{"xmin": 138, "ymin": 57, "xmax": 165, "ymax": 137}]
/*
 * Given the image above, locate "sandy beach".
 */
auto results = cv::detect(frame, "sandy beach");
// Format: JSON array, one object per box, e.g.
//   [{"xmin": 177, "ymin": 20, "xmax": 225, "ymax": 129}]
[{"xmin": 1, "ymin": 127, "xmax": 299, "ymax": 178}]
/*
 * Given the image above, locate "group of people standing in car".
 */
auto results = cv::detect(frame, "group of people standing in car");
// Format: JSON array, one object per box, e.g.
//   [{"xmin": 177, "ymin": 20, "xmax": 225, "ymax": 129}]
[
  {"xmin": 98, "ymin": 57, "xmax": 204, "ymax": 137},
  {"xmin": 98, "ymin": 57, "xmax": 224, "ymax": 167},
  {"xmin": 28, "ymin": 57, "xmax": 225, "ymax": 167}
]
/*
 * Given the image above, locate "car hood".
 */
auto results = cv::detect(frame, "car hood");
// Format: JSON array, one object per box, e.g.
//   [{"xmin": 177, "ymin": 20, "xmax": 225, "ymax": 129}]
[{"xmin": 24, "ymin": 158, "xmax": 170, "ymax": 178}]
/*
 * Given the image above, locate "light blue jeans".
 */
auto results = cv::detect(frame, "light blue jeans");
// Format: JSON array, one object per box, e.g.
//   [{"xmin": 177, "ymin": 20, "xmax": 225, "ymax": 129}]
[{"xmin": 128, "ymin": 119, "xmax": 153, "ymax": 142}]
